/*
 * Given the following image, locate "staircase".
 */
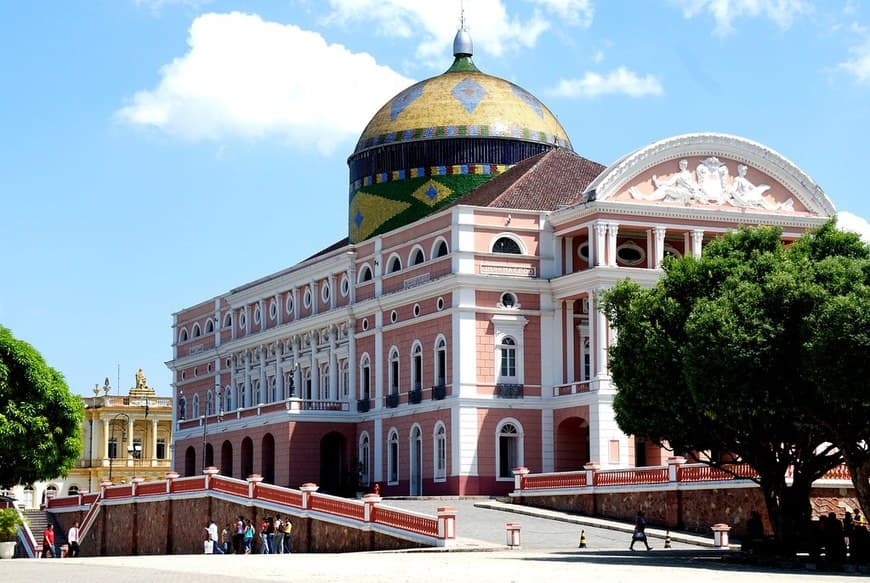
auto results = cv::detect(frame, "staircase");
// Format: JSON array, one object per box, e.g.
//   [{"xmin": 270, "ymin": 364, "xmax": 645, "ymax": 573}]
[{"xmin": 18, "ymin": 510, "xmax": 66, "ymax": 558}]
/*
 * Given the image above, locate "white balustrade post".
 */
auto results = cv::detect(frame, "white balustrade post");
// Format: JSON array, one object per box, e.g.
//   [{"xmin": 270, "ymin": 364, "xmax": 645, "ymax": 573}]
[
  {"xmin": 667, "ymin": 456, "xmax": 686, "ymax": 482},
  {"xmin": 300, "ymin": 482, "xmax": 319, "ymax": 510},
  {"xmin": 437, "ymin": 507, "xmax": 457, "ymax": 540},
  {"xmin": 584, "ymin": 462, "xmax": 600, "ymax": 486},
  {"xmin": 165, "ymin": 471, "xmax": 179, "ymax": 494},
  {"xmin": 203, "ymin": 466, "xmax": 219, "ymax": 489},
  {"xmin": 512, "ymin": 466, "xmax": 529, "ymax": 492},
  {"xmin": 247, "ymin": 474, "xmax": 264, "ymax": 499},
  {"xmin": 362, "ymin": 492, "xmax": 381, "ymax": 522}
]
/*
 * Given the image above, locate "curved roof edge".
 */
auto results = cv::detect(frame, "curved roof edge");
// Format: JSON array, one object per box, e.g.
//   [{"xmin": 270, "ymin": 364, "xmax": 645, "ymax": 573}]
[{"xmin": 583, "ymin": 133, "xmax": 836, "ymax": 217}]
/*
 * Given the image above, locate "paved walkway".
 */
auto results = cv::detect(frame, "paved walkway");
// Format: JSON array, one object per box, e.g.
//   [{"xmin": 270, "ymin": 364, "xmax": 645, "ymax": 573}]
[
  {"xmin": 4, "ymin": 498, "xmax": 861, "ymax": 581},
  {"xmin": 384, "ymin": 497, "xmax": 716, "ymax": 550}
]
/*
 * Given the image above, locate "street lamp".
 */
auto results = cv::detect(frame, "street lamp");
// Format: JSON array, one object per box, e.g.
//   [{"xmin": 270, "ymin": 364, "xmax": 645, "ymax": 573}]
[
  {"xmin": 201, "ymin": 415, "xmax": 207, "ymax": 471},
  {"xmin": 108, "ymin": 412, "xmax": 130, "ymax": 483}
]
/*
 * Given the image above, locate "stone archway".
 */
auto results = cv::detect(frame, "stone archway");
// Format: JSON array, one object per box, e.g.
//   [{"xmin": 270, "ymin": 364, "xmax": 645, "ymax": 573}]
[
  {"xmin": 221, "ymin": 440, "xmax": 233, "ymax": 478},
  {"xmin": 262, "ymin": 433, "xmax": 275, "ymax": 485},
  {"xmin": 555, "ymin": 417, "xmax": 589, "ymax": 472},
  {"xmin": 319, "ymin": 432, "xmax": 347, "ymax": 495},
  {"xmin": 241, "ymin": 437, "xmax": 254, "ymax": 479}
]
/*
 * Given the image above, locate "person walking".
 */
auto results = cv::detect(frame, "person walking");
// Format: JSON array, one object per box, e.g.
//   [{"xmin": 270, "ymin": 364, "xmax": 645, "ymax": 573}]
[
  {"xmin": 273, "ymin": 516, "xmax": 284, "ymax": 554},
  {"xmin": 282, "ymin": 517, "xmax": 292, "ymax": 553},
  {"xmin": 42, "ymin": 524, "xmax": 55, "ymax": 558},
  {"xmin": 206, "ymin": 519, "xmax": 224, "ymax": 554},
  {"xmin": 630, "ymin": 511, "xmax": 652, "ymax": 551},
  {"xmin": 67, "ymin": 522, "xmax": 80, "ymax": 557}
]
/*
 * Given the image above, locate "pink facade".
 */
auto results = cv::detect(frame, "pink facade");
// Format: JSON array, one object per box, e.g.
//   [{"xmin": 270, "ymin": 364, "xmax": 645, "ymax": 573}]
[{"xmin": 169, "ymin": 131, "xmax": 837, "ymax": 498}]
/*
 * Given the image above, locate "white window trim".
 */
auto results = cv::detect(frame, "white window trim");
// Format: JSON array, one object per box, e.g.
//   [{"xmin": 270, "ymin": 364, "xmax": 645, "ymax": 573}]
[
  {"xmin": 433, "ymin": 335, "xmax": 447, "ymax": 386},
  {"xmin": 433, "ymin": 422, "xmax": 447, "ymax": 482},
  {"xmin": 408, "ymin": 244, "xmax": 426, "ymax": 267},
  {"xmin": 489, "ymin": 233, "xmax": 527, "ymax": 255},
  {"xmin": 492, "ymin": 314, "xmax": 528, "ymax": 384},
  {"xmin": 386, "ymin": 252, "xmax": 402, "ymax": 274},
  {"xmin": 387, "ymin": 429, "xmax": 400, "ymax": 486},
  {"xmin": 496, "ymin": 418, "xmax": 524, "ymax": 481},
  {"xmin": 430, "ymin": 237, "xmax": 449, "ymax": 259},
  {"xmin": 358, "ymin": 263, "xmax": 374, "ymax": 284}
]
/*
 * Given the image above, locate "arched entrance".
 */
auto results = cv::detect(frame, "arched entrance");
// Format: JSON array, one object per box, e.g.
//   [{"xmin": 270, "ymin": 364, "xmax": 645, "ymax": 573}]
[
  {"xmin": 205, "ymin": 443, "xmax": 215, "ymax": 468},
  {"xmin": 184, "ymin": 446, "xmax": 196, "ymax": 477},
  {"xmin": 221, "ymin": 440, "xmax": 234, "ymax": 478},
  {"xmin": 241, "ymin": 437, "xmax": 254, "ymax": 479},
  {"xmin": 409, "ymin": 426, "xmax": 422, "ymax": 496},
  {"xmin": 262, "ymin": 434, "xmax": 275, "ymax": 484},
  {"xmin": 555, "ymin": 417, "xmax": 590, "ymax": 471},
  {"xmin": 319, "ymin": 432, "xmax": 346, "ymax": 495}
]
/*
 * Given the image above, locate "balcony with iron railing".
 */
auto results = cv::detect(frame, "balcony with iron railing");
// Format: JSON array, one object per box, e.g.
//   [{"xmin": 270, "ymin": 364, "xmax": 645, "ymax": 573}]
[
  {"xmin": 408, "ymin": 384, "xmax": 423, "ymax": 404},
  {"xmin": 386, "ymin": 393, "xmax": 399, "ymax": 409},
  {"xmin": 496, "ymin": 383, "xmax": 523, "ymax": 399},
  {"xmin": 357, "ymin": 398, "xmax": 370, "ymax": 413},
  {"xmin": 431, "ymin": 383, "xmax": 446, "ymax": 400}
]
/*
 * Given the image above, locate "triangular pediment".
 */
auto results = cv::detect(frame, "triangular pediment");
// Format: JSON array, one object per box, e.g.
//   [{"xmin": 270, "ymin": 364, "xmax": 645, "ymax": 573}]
[{"xmin": 584, "ymin": 134, "xmax": 835, "ymax": 217}]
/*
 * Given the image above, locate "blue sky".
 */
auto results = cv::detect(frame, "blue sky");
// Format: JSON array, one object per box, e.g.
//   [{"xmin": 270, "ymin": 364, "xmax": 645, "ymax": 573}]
[{"xmin": 3, "ymin": 0, "xmax": 869, "ymax": 397}]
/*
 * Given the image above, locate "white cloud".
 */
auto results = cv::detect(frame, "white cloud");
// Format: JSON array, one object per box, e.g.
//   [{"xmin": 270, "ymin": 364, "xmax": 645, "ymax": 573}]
[
  {"xmin": 321, "ymin": 0, "xmax": 589, "ymax": 62},
  {"xmin": 836, "ymin": 35, "xmax": 870, "ymax": 84},
  {"xmin": 671, "ymin": 0, "xmax": 813, "ymax": 36},
  {"xmin": 837, "ymin": 211, "xmax": 870, "ymax": 243},
  {"xmin": 548, "ymin": 67, "xmax": 664, "ymax": 98},
  {"xmin": 116, "ymin": 12, "xmax": 414, "ymax": 154}
]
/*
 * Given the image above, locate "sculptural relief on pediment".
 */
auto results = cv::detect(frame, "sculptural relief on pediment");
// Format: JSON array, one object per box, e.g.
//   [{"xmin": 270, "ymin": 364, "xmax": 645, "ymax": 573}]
[{"xmin": 614, "ymin": 157, "xmax": 805, "ymax": 213}]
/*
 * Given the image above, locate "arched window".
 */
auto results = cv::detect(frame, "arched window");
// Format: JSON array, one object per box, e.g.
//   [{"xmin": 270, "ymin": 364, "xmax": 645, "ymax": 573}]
[
  {"xmin": 192, "ymin": 394, "xmax": 200, "ymax": 418},
  {"xmin": 433, "ymin": 238, "xmax": 449, "ymax": 258},
  {"xmin": 68, "ymin": 485, "xmax": 80, "ymax": 496},
  {"xmin": 178, "ymin": 397, "xmax": 187, "ymax": 420},
  {"xmin": 237, "ymin": 385, "xmax": 246, "ymax": 409},
  {"xmin": 358, "ymin": 432, "xmax": 370, "ymax": 487},
  {"xmin": 389, "ymin": 348, "xmax": 400, "ymax": 396},
  {"xmin": 409, "ymin": 247, "xmax": 425, "ymax": 266},
  {"xmin": 223, "ymin": 313, "xmax": 233, "ymax": 328},
  {"xmin": 492, "ymin": 236, "xmax": 522, "ymax": 254},
  {"xmin": 388, "ymin": 254, "xmax": 402, "ymax": 274},
  {"xmin": 253, "ymin": 380, "xmax": 261, "ymax": 405},
  {"xmin": 497, "ymin": 421, "xmax": 523, "ymax": 479},
  {"xmin": 178, "ymin": 328, "xmax": 189, "ymax": 343},
  {"xmin": 269, "ymin": 377, "xmax": 278, "ymax": 402},
  {"xmin": 303, "ymin": 368, "xmax": 312, "ymax": 400},
  {"xmin": 411, "ymin": 342, "xmax": 423, "ymax": 391},
  {"xmin": 205, "ymin": 319, "xmax": 214, "ymax": 334},
  {"xmin": 206, "ymin": 390, "xmax": 214, "ymax": 416},
  {"xmin": 225, "ymin": 386, "xmax": 233, "ymax": 411},
  {"xmin": 434, "ymin": 423, "xmax": 447, "ymax": 481},
  {"xmin": 360, "ymin": 355, "xmax": 371, "ymax": 399},
  {"xmin": 388, "ymin": 430, "xmax": 399, "ymax": 485},
  {"xmin": 435, "ymin": 337, "xmax": 447, "ymax": 386},
  {"xmin": 192, "ymin": 323, "xmax": 201, "ymax": 338},
  {"xmin": 319, "ymin": 363, "xmax": 330, "ymax": 400},
  {"xmin": 340, "ymin": 360, "xmax": 349, "ymax": 399},
  {"xmin": 497, "ymin": 336, "xmax": 517, "ymax": 380},
  {"xmin": 359, "ymin": 265, "xmax": 373, "ymax": 283}
]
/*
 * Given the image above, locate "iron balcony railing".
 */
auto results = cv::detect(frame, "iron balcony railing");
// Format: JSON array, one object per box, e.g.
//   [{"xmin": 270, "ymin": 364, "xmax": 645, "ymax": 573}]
[
  {"xmin": 386, "ymin": 393, "xmax": 399, "ymax": 408},
  {"xmin": 496, "ymin": 383, "xmax": 524, "ymax": 399},
  {"xmin": 357, "ymin": 398, "xmax": 370, "ymax": 413},
  {"xmin": 431, "ymin": 384, "xmax": 446, "ymax": 400},
  {"xmin": 409, "ymin": 385, "xmax": 423, "ymax": 404}
]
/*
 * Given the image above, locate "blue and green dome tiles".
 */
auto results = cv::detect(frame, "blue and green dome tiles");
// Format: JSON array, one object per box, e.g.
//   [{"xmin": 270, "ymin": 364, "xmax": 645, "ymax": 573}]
[{"xmin": 349, "ymin": 172, "xmax": 496, "ymax": 243}]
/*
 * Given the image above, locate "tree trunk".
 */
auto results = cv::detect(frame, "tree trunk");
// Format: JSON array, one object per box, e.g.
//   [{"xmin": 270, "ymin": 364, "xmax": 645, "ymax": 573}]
[
  {"xmin": 758, "ymin": 474, "xmax": 813, "ymax": 555},
  {"xmin": 842, "ymin": 448, "xmax": 870, "ymax": 518}
]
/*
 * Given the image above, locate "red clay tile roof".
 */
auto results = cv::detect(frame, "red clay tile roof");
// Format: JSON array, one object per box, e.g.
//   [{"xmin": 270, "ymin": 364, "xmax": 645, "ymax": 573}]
[{"xmin": 450, "ymin": 148, "xmax": 606, "ymax": 211}]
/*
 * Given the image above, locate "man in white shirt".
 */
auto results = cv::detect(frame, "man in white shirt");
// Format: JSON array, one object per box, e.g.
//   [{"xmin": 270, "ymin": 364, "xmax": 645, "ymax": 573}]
[
  {"xmin": 67, "ymin": 522, "xmax": 80, "ymax": 557},
  {"xmin": 207, "ymin": 519, "xmax": 224, "ymax": 554}
]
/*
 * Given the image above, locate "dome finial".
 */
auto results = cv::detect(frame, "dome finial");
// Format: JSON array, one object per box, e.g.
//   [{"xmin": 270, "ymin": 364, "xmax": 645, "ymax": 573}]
[{"xmin": 453, "ymin": 1, "xmax": 473, "ymax": 58}]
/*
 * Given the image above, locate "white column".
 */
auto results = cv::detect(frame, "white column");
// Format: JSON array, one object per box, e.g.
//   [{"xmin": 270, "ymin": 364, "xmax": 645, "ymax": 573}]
[
  {"xmin": 310, "ymin": 346, "xmax": 319, "ymax": 400},
  {"xmin": 151, "ymin": 419, "xmax": 158, "ymax": 460},
  {"xmin": 606, "ymin": 222, "xmax": 619, "ymax": 267},
  {"xmin": 328, "ymin": 275, "xmax": 336, "ymax": 310},
  {"xmin": 275, "ymin": 343, "xmax": 284, "ymax": 400},
  {"xmin": 275, "ymin": 294, "xmax": 282, "ymax": 326},
  {"xmin": 244, "ymin": 352, "xmax": 252, "ymax": 407},
  {"xmin": 692, "ymin": 229, "xmax": 705, "ymax": 259},
  {"xmin": 593, "ymin": 222, "xmax": 607, "ymax": 267},
  {"xmin": 565, "ymin": 301, "xmax": 574, "ymax": 383},
  {"xmin": 347, "ymin": 322, "xmax": 357, "ymax": 403},
  {"xmin": 258, "ymin": 347, "xmax": 267, "ymax": 404},
  {"xmin": 126, "ymin": 417, "xmax": 134, "ymax": 454},
  {"xmin": 103, "ymin": 418, "xmax": 110, "ymax": 458},
  {"xmin": 653, "ymin": 226, "xmax": 667, "ymax": 268},
  {"xmin": 292, "ymin": 288, "xmax": 300, "ymax": 321},
  {"xmin": 592, "ymin": 291, "xmax": 609, "ymax": 378},
  {"xmin": 564, "ymin": 236, "xmax": 574, "ymax": 275},
  {"xmin": 374, "ymin": 312, "xmax": 383, "ymax": 408},
  {"xmin": 328, "ymin": 329, "xmax": 338, "ymax": 401}
]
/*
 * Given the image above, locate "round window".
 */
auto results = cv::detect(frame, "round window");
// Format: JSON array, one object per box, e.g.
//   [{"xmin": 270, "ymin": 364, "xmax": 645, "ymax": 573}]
[
  {"xmin": 616, "ymin": 241, "xmax": 646, "ymax": 266},
  {"xmin": 304, "ymin": 289, "xmax": 312, "ymax": 308},
  {"xmin": 270, "ymin": 301, "xmax": 277, "ymax": 320},
  {"xmin": 500, "ymin": 292, "xmax": 517, "ymax": 308},
  {"xmin": 390, "ymin": 310, "xmax": 398, "ymax": 324},
  {"xmin": 341, "ymin": 276, "xmax": 350, "ymax": 297},
  {"xmin": 436, "ymin": 297, "xmax": 445, "ymax": 311},
  {"xmin": 413, "ymin": 304, "xmax": 421, "ymax": 317},
  {"xmin": 362, "ymin": 318, "xmax": 369, "ymax": 331},
  {"xmin": 286, "ymin": 295, "xmax": 294, "ymax": 315},
  {"xmin": 577, "ymin": 243, "xmax": 589, "ymax": 262},
  {"xmin": 321, "ymin": 282, "xmax": 330, "ymax": 303}
]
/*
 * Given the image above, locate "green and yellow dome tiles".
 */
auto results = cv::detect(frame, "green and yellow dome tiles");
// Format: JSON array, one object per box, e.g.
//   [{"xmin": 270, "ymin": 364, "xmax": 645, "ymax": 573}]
[{"xmin": 347, "ymin": 25, "xmax": 573, "ymax": 244}]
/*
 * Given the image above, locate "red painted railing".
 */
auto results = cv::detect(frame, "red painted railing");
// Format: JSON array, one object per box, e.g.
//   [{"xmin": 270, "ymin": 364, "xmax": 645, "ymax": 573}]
[
  {"xmin": 522, "ymin": 471, "xmax": 587, "ymax": 490},
  {"xmin": 171, "ymin": 476, "xmax": 207, "ymax": 492},
  {"xmin": 596, "ymin": 467, "xmax": 669, "ymax": 486},
  {"xmin": 821, "ymin": 465, "xmax": 852, "ymax": 481},
  {"xmin": 136, "ymin": 481, "xmax": 167, "ymax": 496},
  {"xmin": 211, "ymin": 476, "xmax": 249, "ymax": 498},
  {"xmin": 82, "ymin": 493, "xmax": 100, "ymax": 505},
  {"xmin": 679, "ymin": 463, "xmax": 757, "ymax": 482},
  {"xmin": 103, "ymin": 485, "xmax": 133, "ymax": 499},
  {"xmin": 47, "ymin": 496, "xmax": 81, "ymax": 508},
  {"xmin": 372, "ymin": 506, "xmax": 439, "ymax": 537},
  {"xmin": 309, "ymin": 493, "xmax": 365, "ymax": 521},
  {"xmin": 255, "ymin": 483, "xmax": 303, "ymax": 508}
]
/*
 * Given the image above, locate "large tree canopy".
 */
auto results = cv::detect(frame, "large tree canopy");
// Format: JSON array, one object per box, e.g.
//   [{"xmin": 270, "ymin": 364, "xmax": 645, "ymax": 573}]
[
  {"xmin": 602, "ymin": 221, "xmax": 869, "ymax": 551},
  {"xmin": 0, "ymin": 326, "xmax": 84, "ymax": 487}
]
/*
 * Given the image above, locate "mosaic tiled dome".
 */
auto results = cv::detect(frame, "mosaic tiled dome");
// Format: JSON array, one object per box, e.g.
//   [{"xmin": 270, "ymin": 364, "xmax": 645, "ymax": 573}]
[{"xmin": 347, "ymin": 28, "xmax": 573, "ymax": 243}]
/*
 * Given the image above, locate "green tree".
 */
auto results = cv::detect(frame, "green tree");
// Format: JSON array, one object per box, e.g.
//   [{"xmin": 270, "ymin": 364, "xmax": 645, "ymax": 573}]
[
  {"xmin": 0, "ymin": 326, "xmax": 84, "ymax": 487},
  {"xmin": 602, "ymin": 222, "xmax": 869, "ymax": 552}
]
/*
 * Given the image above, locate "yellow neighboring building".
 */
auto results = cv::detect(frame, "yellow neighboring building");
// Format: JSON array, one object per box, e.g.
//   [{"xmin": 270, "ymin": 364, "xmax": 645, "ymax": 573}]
[{"xmin": 1, "ymin": 370, "xmax": 174, "ymax": 508}]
